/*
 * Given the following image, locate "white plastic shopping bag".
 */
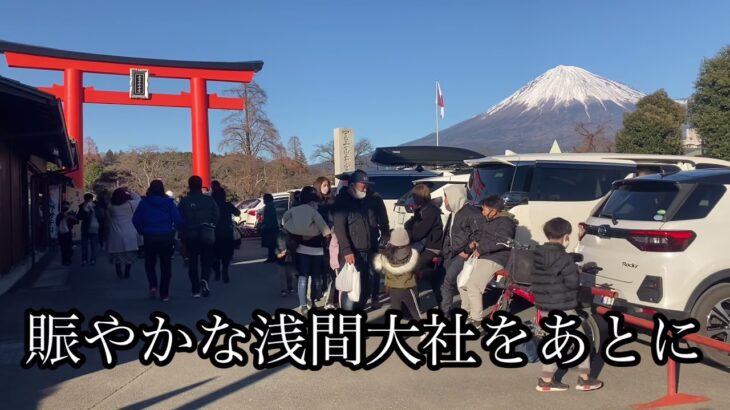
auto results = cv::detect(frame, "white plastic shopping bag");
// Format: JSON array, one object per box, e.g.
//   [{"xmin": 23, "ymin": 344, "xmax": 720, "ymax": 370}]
[
  {"xmin": 348, "ymin": 264, "xmax": 361, "ymax": 303},
  {"xmin": 456, "ymin": 253, "xmax": 478, "ymax": 288},
  {"xmin": 336, "ymin": 263, "xmax": 355, "ymax": 292}
]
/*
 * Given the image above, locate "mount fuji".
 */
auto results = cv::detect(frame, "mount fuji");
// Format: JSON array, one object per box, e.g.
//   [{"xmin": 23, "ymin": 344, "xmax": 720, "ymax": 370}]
[{"xmin": 405, "ymin": 66, "xmax": 645, "ymax": 154}]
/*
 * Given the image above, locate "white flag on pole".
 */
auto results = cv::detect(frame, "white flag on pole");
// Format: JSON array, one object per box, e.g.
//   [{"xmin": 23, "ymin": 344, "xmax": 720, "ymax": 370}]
[{"xmin": 436, "ymin": 81, "xmax": 445, "ymax": 119}]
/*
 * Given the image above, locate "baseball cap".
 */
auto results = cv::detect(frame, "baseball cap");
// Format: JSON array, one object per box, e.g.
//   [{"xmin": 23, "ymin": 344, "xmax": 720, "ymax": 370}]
[{"xmin": 349, "ymin": 170, "xmax": 373, "ymax": 185}]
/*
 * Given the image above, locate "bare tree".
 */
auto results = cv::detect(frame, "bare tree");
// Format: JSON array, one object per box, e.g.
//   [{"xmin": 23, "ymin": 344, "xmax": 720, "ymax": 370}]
[
  {"xmin": 84, "ymin": 136, "xmax": 101, "ymax": 161},
  {"xmin": 219, "ymin": 82, "xmax": 281, "ymax": 158},
  {"xmin": 355, "ymin": 139, "xmax": 374, "ymax": 166},
  {"xmin": 287, "ymin": 136, "xmax": 307, "ymax": 166},
  {"xmin": 311, "ymin": 141, "xmax": 335, "ymax": 166},
  {"xmin": 310, "ymin": 138, "xmax": 374, "ymax": 167},
  {"xmin": 573, "ymin": 122, "xmax": 615, "ymax": 153}
]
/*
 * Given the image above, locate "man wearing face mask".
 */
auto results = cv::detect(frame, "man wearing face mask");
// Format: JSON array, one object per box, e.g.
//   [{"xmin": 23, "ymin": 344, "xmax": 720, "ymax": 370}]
[
  {"xmin": 332, "ymin": 170, "xmax": 389, "ymax": 310},
  {"xmin": 459, "ymin": 195, "xmax": 517, "ymax": 325}
]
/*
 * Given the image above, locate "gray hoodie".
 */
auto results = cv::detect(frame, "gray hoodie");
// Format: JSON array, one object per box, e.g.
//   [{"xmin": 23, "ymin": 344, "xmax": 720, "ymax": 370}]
[{"xmin": 442, "ymin": 184, "xmax": 482, "ymax": 260}]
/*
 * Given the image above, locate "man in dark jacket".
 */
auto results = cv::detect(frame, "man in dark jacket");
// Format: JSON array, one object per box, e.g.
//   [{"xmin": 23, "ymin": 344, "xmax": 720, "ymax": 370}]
[
  {"xmin": 532, "ymin": 217, "xmax": 603, "ymax": 392},
  {"xmin": 178, "ymin": 175, "xmax": 220, "ymax": 298},
  {"xmin": 333, "ymin": 170, "xmax": 389, "ymax": 309},
  {"xmin": 439, "ymin": 184, "xmax": 483, "ymax": 313},
  {"xmin": 459, "ymin": 195, "xmax": 517, "ymax": 323}
]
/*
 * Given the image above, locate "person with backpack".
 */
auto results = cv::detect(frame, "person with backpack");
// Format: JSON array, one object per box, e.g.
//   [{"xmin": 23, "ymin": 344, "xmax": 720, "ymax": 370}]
[
  {"xmin": 282, "ymin": 186, "xmax": 331, "ymax": 314},
  {"xmin": 211, "ymin": 183, "xmax": 242, "ymax": 284},
  {"xmin": 133, "ymin": 179, "xmax": 184, "ymax": 301},
  {"xmin": 459, "ymin": 195, "xmax": 517, "ymax": 325},
  {"xmin": 439, "ymin": 184, "xmax": 483, "ymax": 313},
  {"xmin": 533, "ymin": 217, "xmax": 603, "ymax": 392},
  {"xmin": 178, "ymin": 176, "xmax": 220, "ymax": 298},
  {"xmin": 373, "ymin": 228, "xmax": 421, "ymax": 320},
  {"xmin": 78, "ymin": 193, "xmax": 100, "ymax": 266}
]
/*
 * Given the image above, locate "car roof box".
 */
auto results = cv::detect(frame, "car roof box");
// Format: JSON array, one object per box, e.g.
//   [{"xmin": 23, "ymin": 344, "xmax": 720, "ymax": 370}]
[{"xmin": 370, "ymin": 146, "xmax": 483, "ymax": 167}]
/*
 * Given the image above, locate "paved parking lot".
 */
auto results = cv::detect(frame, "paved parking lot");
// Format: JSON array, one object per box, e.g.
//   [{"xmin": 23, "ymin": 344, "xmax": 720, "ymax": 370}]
[{"xmin": 1, "ymin": 239, "xmax": 729, "ymax": 409}]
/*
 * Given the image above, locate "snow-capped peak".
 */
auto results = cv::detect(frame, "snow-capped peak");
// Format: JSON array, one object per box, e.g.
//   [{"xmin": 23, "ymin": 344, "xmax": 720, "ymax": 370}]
[{"xmin": 484, "ymin": 65, "xmax": 645, "ymax": 116}]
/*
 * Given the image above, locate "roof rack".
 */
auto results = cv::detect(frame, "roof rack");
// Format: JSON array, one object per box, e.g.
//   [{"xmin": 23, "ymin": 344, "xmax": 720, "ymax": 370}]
[{"xmin": 370, "ymin": 146, "xmax": 483, "ymax": 167}]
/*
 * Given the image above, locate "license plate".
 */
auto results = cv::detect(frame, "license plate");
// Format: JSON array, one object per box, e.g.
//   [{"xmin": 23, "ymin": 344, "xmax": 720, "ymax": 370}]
[{"xmin": 593, "ymin": 295, "xmax": 615, "ymax": 307}]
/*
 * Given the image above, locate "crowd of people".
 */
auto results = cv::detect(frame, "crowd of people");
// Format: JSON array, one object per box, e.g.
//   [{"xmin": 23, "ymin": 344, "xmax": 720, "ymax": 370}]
[
  {"xmin": 55, "ymin": 168, "xmax": 602, "ymax": 391},
  {"xmin": 273, "ymin": 169, "xmax": 602, "ymax": 392},
  {"xmin": 56, "ymin": 175, "xmax": 240, "ymax": 301}
]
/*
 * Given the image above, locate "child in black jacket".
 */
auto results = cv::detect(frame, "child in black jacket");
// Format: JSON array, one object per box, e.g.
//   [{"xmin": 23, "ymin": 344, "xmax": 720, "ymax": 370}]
[{"xmin": 532, "ymin": 217, "xmax": 603, "ymax": 393}]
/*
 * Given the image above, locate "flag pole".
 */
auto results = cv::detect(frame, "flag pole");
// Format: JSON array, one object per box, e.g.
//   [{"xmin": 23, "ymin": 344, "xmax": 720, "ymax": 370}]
[{"xmin": 436, "ymin": 80, "xmax": 440, "ymax": 147}]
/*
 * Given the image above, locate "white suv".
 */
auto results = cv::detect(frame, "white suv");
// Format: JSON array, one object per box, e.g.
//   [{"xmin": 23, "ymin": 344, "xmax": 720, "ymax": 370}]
[
  {"xmin": 577, "ymin": 169, "xmax": 730, "ymax": 366},
  {"xmin": 465, "ymin": 153, "xmax": 730, "ymax": 251}
]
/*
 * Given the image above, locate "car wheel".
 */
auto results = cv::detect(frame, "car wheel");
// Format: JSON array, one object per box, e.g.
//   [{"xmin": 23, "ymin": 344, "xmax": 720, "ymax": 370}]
[
  {"xmin": 690, "ymin": 283, "xmax": 730, "ymax": 368},
  {"xmin": 578, "ymin": 309, "xmax": 606, "ymax": 353}
]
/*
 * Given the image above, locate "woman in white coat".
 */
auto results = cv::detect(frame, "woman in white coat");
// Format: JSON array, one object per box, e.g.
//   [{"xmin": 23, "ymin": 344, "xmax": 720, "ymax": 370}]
[{"xmin": 107, "ymin": 187, "xmax": 141, "ymax": 278}]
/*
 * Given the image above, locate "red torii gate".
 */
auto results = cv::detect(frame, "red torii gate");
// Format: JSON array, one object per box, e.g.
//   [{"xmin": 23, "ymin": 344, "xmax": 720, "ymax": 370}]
[{"xmin": 0, "ymin": 41, "xmax": 263, "ymax": 188}]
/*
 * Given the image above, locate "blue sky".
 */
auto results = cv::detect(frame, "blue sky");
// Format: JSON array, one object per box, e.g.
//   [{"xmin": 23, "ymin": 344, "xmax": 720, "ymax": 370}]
[{"xmin": 2, "ymin": 0, "xmax": 729, "ymax": 158}]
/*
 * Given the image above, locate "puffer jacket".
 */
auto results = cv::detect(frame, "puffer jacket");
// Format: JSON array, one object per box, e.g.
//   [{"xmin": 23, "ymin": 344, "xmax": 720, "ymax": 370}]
[
  {"xmin": 441, "ymin": 185, "xmax": 482, "ymax": 260},
  {"xmin": 477, "ymin": 211, "xmax": 517, "ymax": 267},
  {"xmin": 332, "ymin": 188, "xmax": 371, "ymax": 256},
  {"xmin": 531, "ymin": 243, "xmax": 580, "ymax": 311},
  {"xmin": 405, "ymin": 200, "xmax": 443, "ymax": 254},
  {"xmin": 372, "ymin": 249, "xmax": 419, "ymax": 289},
  {"xmin": 133, "ymin": 195, "xmax": 183, "ymax": 236}
]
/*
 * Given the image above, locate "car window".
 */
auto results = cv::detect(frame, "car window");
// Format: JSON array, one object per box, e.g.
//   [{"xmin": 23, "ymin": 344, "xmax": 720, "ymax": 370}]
[
  {"xmin": 468, "ymin": 164, "xmax": 516, "ymax": 203},
  {"xmin": 673, "ymin": 184, "xmax": 726, "ymax": 220},
  {"xmin": 530, "ymin": 163, "xmax": 635, "ymax": 202},
  {"xmin": 238, "ymin": 199, "xmax": 259, "ymax": 209},
  {"xmin": 369, "ymin": 175, "xmax": 428, "ymax": 200},
  {"xmin": 595, "ymin": 182, "xmax": 678, "ymax": 221}
]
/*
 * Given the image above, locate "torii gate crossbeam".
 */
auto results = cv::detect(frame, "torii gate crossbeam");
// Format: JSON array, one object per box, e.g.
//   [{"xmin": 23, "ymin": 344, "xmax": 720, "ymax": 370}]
[{"xmin": 0, "ymin": 41, "xmax": 263, "ymax": 188}]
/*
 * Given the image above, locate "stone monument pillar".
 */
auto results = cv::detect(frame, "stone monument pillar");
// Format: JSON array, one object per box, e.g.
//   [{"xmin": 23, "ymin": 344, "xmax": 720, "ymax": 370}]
[{"xmin": 333, "ymin": 128, "xmax": 355, "ymax": 184}]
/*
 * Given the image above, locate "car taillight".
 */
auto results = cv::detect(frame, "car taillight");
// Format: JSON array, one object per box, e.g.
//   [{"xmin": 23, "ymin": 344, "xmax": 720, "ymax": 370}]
[
  {"xmin": 247, "ymin": 210, "xmax": 257, "ymax": 216},
  {"xmin": 578, "ymin": 223, "xmax": 587, "ymax": 241},
  {"xmin": 626, "ymin": 230, "xmax": 695, "ymax": 252}
]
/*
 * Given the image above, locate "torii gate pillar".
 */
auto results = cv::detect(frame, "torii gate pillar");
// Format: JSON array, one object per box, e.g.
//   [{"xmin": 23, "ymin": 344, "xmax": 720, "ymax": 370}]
[{"xmin": 0, "ymin": 41, "xmax": 263, "ymax": 189}]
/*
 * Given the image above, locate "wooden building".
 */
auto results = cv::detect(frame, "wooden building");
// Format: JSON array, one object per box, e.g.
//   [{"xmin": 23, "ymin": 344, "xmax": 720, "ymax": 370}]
[{"xmin": 0, "ymin": 75, "xmax": 76, "ymax": 276}]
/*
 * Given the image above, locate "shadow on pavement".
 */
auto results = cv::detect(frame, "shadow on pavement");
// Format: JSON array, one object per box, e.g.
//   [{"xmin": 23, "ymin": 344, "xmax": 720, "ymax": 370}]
[{"xmin": 120, "ymin": 377, "xmax": 217, "ymax": 410}]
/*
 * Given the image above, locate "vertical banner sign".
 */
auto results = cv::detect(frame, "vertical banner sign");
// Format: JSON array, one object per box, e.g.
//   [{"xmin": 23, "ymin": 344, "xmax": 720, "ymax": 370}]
[
  {"xmin": 129, "ymin": 69, "xmax": 150, "ymax": 99},
  {"xmin": 48, "ymin": 185, "xmax": 60, "ymax": 239},
  {"xmin": 334, "ymin": 128, "xmax": 355, "ymax": 182}
]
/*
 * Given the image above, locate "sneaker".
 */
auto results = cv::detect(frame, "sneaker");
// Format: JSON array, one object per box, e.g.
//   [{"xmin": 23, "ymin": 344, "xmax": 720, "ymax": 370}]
[
  {"xmin": 370, "ymin": 300, "xmax": 382, "ymax": 310},
  {"xmin": 201, "ymin": 280, "xmax": 210, "ymax": 297},
  {"xmin": 467, "ymin": 318, "xmax": 484, "ymax": 334},
  {"xmin": 324, "ymin": 303, "xmax": 337, "ymax": 310},
  {"xmin": 161, "ymin": 297, "xmax": 170, "ymax": 302},
  {"xmin": 575, "ymin": 377, "xmax": 603, "ymax": 392},
  {"xmin": 536, "ymin": 378, "xmax": 570, "ymax": 392},
  {"xmin": 280, "ymin": 289, "xmax": 288, "ymax": 297},
  {"xmin": 288, "ymin": 288, "xmax": 295, "ymax": 295},
  {"xmin": 192, "ymin": 293, "xmax": 201, "ymax": 298}
]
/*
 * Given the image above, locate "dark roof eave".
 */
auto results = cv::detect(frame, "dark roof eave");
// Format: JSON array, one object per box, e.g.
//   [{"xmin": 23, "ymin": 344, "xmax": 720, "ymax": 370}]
[{"xmin": 0, "ymin": 40, "xmax": 263, "ymax": 73}]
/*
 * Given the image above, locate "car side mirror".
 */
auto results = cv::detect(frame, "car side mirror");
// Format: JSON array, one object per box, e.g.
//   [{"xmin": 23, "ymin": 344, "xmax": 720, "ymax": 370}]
[{"xmin": 501, "ymin": 191, "xmax": 529, "ymax": 208}]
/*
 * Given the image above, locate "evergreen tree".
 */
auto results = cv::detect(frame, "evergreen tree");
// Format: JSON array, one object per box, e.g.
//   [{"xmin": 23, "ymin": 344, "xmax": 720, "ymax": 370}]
[
  {"xmin": 689, "ymin": 45, "xmax": 730, "ymax": 160},
  {"xmin": 615, "ymin": 89, "xmax": 685, "ymax": 155}
]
